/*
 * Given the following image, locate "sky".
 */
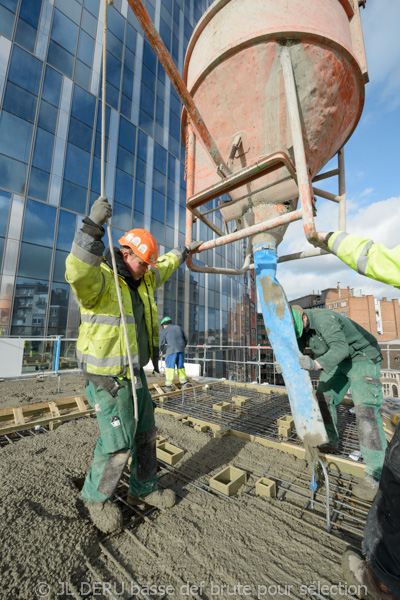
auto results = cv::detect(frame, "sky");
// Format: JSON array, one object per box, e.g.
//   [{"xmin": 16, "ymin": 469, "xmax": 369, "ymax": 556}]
[{"xmin": 274, "ymin": 0, "xmax": 400, "ymax": 304}]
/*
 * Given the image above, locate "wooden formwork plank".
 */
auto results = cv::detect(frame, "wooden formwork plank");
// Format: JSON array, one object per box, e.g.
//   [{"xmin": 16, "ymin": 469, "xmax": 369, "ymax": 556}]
[
  {"xmin": 13, "ymin": 407, "xmax": 25, "ymax": 426},
  {"xmin": 227, "ymin": 429, "xmax": 366, "ymax": 478},
  {"xmin": 155, "ymin": 406, "xmax": 366, "ymax": 478},
  {"xmin": 48, "ymin": 401, "xmax": 61, "ymax": 418},
  {"xmin": 153, "ymin": 384, "xmax": 165, "ymax": 395},
  {"xmin": 155, "ymin": 406, "xmax": 226, "ymax": 433},
  {"xmin": 151, "ymin": 382, "xmax": 215, "ymax": 401},
  {"xmin": 0, "ymin": 394, "xmax": 92, "ymax": 434},
  {"xmin": 75, "ymin": 396, "xmax": 87, "ymax": 412},
  {"xmin": 0, "ymin": 409, "xmax": 95, "ymax": 434}
]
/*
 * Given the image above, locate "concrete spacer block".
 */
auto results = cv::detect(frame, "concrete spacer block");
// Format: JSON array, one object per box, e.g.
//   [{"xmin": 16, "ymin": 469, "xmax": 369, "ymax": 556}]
[
  {"xmin": 194, "ymin": 423, "xmax": 208, "ymax": 433},
  {"xmin": 210, "ymin": 466, "xmax": 247, "ymax": 496},
  {"xmin": 232, "ymin": 395, "xmax": 250, "ymax": 406},
  {"xmin": 278, "ymin": 425, "xmax": 292, "ymax": 437},
  {"xmin": 213, "ymin": 401, "xmax": 231, "ymax": 412},
  {"xmin": 181, "ymin": 417, "xmax": 191, "ymax": 426},
  {"xmin": 156, "ymin": 435, "xmax": 167, "ymax": 446},
  {"xmin": 277, "ymin": 415, "xmax": 294, "ymax": 437},
  {"xmin": 277, "ymin": 415, "xmax": 295, "ymax": 428},
  {"xmin": 156, "ymin": 442, "xmax": 185, "ymax": 465},
  {"xmin": 255, "ymin": 477, "xmax": 276, "ymax": 498}
]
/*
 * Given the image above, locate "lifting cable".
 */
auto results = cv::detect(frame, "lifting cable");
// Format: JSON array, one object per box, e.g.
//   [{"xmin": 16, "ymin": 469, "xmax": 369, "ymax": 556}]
[{"xmin": 101, "ymin": 0, "xmax": 139, "ymax": 436}]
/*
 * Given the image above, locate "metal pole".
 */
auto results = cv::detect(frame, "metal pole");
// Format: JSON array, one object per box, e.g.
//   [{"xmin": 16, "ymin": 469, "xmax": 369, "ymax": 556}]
[
  {"xmin": 338, "ymin": 147, "xmax": 346, "ymax": 230},
  {"xmin": 54, "ymin": 336, "xmax": 61, "ymax": 375},
  {"xmin": 280, "ymin": 45, "xmax": 317, "ymax": 243},
  {"xmin": 195, "ymin": 208, "xmax": 303, "ymax": 252},
  {"xmin": 126, "ymin": 0, "xmax": 230, "ymax": 177}
]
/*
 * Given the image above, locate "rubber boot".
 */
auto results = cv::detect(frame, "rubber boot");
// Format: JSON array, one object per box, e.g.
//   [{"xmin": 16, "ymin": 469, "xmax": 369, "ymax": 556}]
[
  {"xmin": 127, "ymin": 488, "xmax": 176, "ymax": 509},
  {"xmin": 352, "ymin": 474, "xmax": 379, "ymax": 502},
  {"xmin": 84, "ymin": 500, "xmax": 123, "ymax": 533},
  {"xmin": 341, "ymin": 548, "xmax": 396, "ymax": 600}
]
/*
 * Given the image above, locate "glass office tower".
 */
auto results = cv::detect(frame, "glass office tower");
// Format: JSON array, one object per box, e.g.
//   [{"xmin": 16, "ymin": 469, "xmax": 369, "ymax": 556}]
[{"xmin": 0, "ymin": 0, "xmax": 256, "ymax": 377}]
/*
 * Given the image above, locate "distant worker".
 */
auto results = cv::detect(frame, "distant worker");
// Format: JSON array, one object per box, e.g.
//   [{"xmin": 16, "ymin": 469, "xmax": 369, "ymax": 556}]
[
  {"xmin": 65, "ymin": 196, "xmax": 201, "ymax": 533},
  {"xmin": 291, "ymin": 305, "xmax": 386, "ymax": 501},
  {"xmin": 159, "ymin": 317, "xmax": 188, "ymax": 388},
  {"xmin": 314, "ymin": 231, "xmax": 399, "ymax": 600}
]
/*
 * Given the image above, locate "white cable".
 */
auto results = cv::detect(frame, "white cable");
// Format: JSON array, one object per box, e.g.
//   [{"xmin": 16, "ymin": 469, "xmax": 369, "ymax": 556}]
[{"xmin": 102, "ymin": 0, "xmax": 138, "ymax": 437}]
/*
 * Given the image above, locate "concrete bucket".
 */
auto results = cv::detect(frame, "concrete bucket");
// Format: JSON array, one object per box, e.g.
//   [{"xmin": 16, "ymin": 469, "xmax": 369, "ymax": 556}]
[
  {"xmin": 180, "ymin": 0, "xmax": 368, "ymax": 445},
  {"xmin": 182, "ymin": 0, "xmax": 367, "ymax": 242}
]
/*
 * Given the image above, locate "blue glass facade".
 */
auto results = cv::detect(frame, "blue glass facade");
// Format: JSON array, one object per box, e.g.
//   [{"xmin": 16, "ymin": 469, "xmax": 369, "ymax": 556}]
[{"xmin": 0, "ymin": 0, "xmax": 256, "ymax": 375}]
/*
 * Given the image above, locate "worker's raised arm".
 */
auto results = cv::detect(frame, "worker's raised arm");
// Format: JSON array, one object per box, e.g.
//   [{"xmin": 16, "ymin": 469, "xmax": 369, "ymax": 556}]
[
  {"xmin": 317, "ymin": 231, "xmax": 400, "ymax": 289},
  {"xmin": 149, "ymin": 240, "xmax": 203, "ymax": 290},
  {"xmin": 65, "ymin": 197, "xmax": 112, "ymax": 308}
]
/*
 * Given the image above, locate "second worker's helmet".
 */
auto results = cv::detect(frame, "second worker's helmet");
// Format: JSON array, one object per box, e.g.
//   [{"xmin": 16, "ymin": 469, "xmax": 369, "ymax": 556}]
[
  {"xmin": 161, "ymin": 316, "xmax": 172, "ymax": 326},
  {"xmin": 118, "ymin": 229, "xmax": 158, "ymax": 265}
]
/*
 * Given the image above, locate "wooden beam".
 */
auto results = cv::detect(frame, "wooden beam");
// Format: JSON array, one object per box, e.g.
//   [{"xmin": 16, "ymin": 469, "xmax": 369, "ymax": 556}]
[
  {"xmin": 48, "ymin": 401, "xmax": 61, "ymax": 419},
  {"xmin": 75, "ymin": 396, "xmax": 87, "ymax": 412},
  {"xmin": 13, "ymin": 407, "xmax": 25, "ymax": 426}
]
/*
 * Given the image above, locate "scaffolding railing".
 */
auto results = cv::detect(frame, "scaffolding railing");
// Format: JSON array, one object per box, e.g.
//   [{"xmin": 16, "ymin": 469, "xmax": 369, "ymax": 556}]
[{"xmin": 1, "ymin": 337, "xmax": 399, "ymax": 398}]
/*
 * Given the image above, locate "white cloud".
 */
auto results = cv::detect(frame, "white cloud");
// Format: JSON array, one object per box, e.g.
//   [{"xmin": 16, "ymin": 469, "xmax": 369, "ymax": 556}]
[
  {"xmin": 360, "ymin": 187, "xmax": 374, "ymax": 198},
  {"xmin": 274, "ymin": 196, "xmax": 400, "ymax": 302}
]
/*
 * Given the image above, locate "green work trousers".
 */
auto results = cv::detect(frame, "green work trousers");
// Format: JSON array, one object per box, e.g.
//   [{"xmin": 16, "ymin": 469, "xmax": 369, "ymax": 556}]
[
  {"xmin": 317, "ymin": 359, "xmax": 387, "ymax": 479},
  {"xmin": 81, "ymin": 369, "xmax": 158, "ymax": 503}
]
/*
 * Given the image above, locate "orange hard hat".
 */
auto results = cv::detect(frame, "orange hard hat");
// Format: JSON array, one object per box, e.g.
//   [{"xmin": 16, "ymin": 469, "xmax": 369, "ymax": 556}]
[{"xmin": 118, "ymin": 229, "xmax": 158, "ymax": 265}]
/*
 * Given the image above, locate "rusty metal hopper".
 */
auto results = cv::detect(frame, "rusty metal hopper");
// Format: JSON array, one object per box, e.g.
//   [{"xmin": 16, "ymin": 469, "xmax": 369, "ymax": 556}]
[{"xmin": 182, "ymin": 0, "xmax": 367, "ymax": 238}]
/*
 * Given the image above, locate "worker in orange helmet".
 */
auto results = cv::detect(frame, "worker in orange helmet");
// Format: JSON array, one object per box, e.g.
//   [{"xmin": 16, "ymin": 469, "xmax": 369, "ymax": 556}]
[{"xmin": 66, "ymin": 196, "xmax": 201, "ymax": 533}]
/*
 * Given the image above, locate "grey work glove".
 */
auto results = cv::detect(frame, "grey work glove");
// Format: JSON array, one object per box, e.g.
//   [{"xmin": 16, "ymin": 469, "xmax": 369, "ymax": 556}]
[
  {"xmin": 299, "ymin": 354, "xmax": 320, "ymax": 371},
  {"xmin": 89, "ymin": 196, "xmax": 112, "ymax": 227},
  {"xmin": 186, "ymin": 240, "xmax": 203, "ymax": 253}
]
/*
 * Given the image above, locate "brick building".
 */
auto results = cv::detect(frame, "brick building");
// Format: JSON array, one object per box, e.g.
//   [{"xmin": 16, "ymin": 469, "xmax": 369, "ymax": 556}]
[
  {"xmin": 324, "ymin": 286, "xmax": 400, "ymax": 342},
  {"xmin": 291, "ymin": 285, "xmax": 400, "ymax": 342}
]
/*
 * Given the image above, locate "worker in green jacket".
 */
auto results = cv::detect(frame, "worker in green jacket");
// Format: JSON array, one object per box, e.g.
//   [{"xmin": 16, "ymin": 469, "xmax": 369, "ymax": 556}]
[
  {"xmin": 65, "ymin": 196, "xmax": 200, "ymax": 533},
  {"xmin": 312, "ymin": 231, "xmax": 399, "ymax": 600},
  {"xmin": 291, "ymin": 305, "xmax": 387, "ymax": 500}
]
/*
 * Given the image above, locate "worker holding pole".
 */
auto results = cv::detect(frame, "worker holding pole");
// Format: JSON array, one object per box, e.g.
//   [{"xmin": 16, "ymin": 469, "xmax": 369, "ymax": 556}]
[
  {"xmin": 159, "ymin": 317, "xmax": 188, "ymax": 388},
  {"xmin": 313, "ymin": 230, "xmax": 399, "ymax": 600},
  {"xmin": 65, "ymin": 196, "xmax": 200, "ymax": 533},
  {"xmin": 290, "ymin": 304, "xmax": 386, "ymax": 499}
]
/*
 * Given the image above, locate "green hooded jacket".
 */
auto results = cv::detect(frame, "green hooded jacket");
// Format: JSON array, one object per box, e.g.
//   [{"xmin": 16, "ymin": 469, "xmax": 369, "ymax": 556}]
[{"xmin": 299, "ymin": 309, "xmax": 381, "ymax": 374}]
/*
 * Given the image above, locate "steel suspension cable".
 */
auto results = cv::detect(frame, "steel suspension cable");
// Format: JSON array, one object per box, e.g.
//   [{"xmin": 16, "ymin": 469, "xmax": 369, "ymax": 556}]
[{"xmin": 101, "ymin": 0, "xmax": 138, "ymax": 437}]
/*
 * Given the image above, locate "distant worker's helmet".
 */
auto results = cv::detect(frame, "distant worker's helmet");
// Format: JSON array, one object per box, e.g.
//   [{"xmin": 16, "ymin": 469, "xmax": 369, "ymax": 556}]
[
  {"xmin": 118, "ymin": 229, "xmax": 158, "ymax": 265},
  {"xmin": 291, "ymin": 305, "xmax": 304, "ymax": 339},
  {"xmin": 161, "ymin": 316, "xmax": 172, "ymax": 326}
]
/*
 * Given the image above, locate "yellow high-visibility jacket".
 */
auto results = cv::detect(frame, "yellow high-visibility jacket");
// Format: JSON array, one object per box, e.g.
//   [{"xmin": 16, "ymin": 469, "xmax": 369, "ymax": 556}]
[
  {"xmin": 65, "ymin": 225, "xmax": 184, "ymax": 376},
  {"xmin": 327, "ymin": 232, "xmax": 400, "ymax": 290}
]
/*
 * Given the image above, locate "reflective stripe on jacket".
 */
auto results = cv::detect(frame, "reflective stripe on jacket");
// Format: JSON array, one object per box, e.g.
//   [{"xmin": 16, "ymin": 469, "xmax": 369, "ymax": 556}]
[
  {"xmin": 328, "ymin": 232, "xmax": 400, "ymax": 289},
  {"xmin": 65, "ymin": 228, "xmax": 183, "ymax": 376}
]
